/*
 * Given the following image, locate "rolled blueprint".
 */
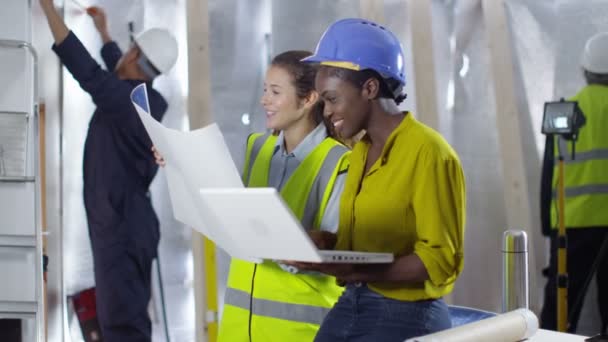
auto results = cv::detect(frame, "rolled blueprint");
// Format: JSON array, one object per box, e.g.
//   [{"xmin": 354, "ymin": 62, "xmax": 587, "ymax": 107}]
[{"xmin": 405, "ymin": 309, "xmax": 538, "ymax": 342}]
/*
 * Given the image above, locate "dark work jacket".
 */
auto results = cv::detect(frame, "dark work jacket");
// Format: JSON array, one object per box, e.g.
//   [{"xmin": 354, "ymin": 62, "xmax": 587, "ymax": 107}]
[{"xmin": 53, "ymin": 32, "xmax": 166, "ymax": 258}]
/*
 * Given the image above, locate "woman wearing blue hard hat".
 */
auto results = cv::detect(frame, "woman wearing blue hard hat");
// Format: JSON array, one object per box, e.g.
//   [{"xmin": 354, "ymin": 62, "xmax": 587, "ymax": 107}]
[{"xmin": 298, "ymin": 18, "xmax": 467, "ymax": 341}]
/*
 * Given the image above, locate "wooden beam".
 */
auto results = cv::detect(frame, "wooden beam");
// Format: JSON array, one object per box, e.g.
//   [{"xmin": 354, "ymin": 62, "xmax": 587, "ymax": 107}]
[
  {"xmin": 481, "ymin": 0, "xmax": 539, "ymax": 309},
  {"xmin": 186, "ymin": 0, "xmax": 215, "ymax": 341},
  {"xmin": 481, "ymin": 0, "xmax": 534, "ymax": 246},
  {"xmin": 359, "ymin": 0, "xmax": 385, "ymax": 24},
  {"xmin": 187, "ymin": 0, "xmax": 213, "ymax": 129},
  {"xmin": 407, "ymin": 0, "xmax": 440, "ymax": 130}
]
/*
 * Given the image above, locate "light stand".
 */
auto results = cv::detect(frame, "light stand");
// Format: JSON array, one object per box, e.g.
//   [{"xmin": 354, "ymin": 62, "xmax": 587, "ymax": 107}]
[{"xmin": 542, "ymin": 99, "xmax": 586, "ymax": 332}]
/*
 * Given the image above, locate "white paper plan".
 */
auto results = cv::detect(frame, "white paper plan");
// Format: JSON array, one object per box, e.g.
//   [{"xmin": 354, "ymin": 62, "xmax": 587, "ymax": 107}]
[{"xmin": 129, "ymin": 83, "xmax": 251, "ymax": 259}]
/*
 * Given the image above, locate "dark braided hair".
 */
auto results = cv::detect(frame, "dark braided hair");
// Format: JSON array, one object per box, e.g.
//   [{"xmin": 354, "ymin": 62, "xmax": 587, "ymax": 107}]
[{"xmin": 322, "ymin": 66, "xmax": 407, "ymax": 105}]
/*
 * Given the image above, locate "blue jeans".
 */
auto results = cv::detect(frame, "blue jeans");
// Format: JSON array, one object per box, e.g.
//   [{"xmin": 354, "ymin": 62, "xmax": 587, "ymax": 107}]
[{"xmin": 314, "ymin": 283, "xmax": 451, "ymax": 342}]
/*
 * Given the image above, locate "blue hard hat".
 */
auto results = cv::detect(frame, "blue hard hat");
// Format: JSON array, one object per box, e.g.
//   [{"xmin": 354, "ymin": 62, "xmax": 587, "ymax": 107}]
[{"xmin": 302, "ymin": 18, "xmax": 406, "ymax": 87}]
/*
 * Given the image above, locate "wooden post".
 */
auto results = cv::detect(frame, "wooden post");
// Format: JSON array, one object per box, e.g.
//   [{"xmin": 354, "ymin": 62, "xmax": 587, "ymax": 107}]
[
  {"xmin": 407, "ymin": 0, "xmax": 440, "ymax": 130},
  {"xmin": 481, "ymin": 0, "xmax": 534, "ymax": 248},
  {"xmin": 186, "ymin": 0, "xmax": 213, "ymax": 129},
  {"xmin": 481, "ymin": 0, "xmax": 538, "ymax": 308},
  {"xmin": 186, "ymin": 0, "xmax": 216, "ymax": 341}
]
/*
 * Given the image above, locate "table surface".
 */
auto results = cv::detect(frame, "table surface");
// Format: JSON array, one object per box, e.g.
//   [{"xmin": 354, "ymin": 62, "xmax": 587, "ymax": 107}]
[{"xmin": 529, "ymin": 329, "xmax": 588, "ymax": 342}]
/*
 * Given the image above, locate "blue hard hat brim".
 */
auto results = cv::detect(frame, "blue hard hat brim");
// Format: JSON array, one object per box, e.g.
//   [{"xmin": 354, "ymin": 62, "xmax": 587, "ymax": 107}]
[
  {"xmin": 301, "ymin": 55, "xmax": 363, "ymax": 73},
  {"xmin": 301, "ymin": 54, "xmax": 360, "ymax": 65}
]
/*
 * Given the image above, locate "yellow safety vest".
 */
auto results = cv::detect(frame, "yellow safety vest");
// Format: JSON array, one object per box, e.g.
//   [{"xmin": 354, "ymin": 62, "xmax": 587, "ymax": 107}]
[
  {"xmin": 551, "ymin": 84, "xmax": 608, "ymax": 228},
  {"xmin": 217, "ymin": 133, "xmax": 350, "ymax": 342}
]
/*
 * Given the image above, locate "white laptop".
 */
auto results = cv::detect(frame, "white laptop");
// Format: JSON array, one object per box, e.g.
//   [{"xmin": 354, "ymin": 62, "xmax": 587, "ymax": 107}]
[{"xmin": 199, "ymin": 187, "xmax": 394, "ymax": 264}]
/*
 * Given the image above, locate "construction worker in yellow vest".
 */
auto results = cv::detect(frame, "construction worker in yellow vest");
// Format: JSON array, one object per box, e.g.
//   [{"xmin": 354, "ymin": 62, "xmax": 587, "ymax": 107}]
[
  {"xmin": 540, "ymin": 32, "xmax": 608, "ymax": 335},
  {"xmin": 215, "ymin": 50, "xmax": 350, "ymax": 341}
]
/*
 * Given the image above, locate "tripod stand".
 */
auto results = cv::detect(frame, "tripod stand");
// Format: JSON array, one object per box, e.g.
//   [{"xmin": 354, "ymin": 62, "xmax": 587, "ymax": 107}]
[
  {"xmin": 541, "ymin": 99, "xmax": 586, "ymax": 332},
  {"xmin": 556, "ymin": 140, "xmax": 568, "ymax": 332}
]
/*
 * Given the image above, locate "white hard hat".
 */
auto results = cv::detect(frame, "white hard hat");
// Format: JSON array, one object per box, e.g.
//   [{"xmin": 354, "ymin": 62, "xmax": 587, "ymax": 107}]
[
  {"xmin": 134, "ymin": 28, "xmax": 178, "ymax": 75},
  {"xmin": 581, "ymin": 32, "xmax": 608, "ymax": 74}
]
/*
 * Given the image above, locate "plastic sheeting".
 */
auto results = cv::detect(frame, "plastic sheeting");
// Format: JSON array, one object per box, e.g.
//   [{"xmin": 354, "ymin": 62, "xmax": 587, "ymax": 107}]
[
  {"xmin": 427, "ymin": 0, "xmax": 511, "ymax": 314},
  {"xmin": 428, "ymin": 0, "xmax": 607, "ymax": 335},
  {"xmin": 506, "ymin": 0, "xmax": 608, "ymax": 335}
]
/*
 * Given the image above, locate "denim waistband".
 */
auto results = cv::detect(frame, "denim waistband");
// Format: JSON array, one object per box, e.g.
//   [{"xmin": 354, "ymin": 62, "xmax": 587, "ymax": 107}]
[
  {"xmin": 344, "ymin": 282, "xmax": 444, "ymax": 303},
  {"xmin": 346, "ymin": 282, "xmax": 367, "ymax": 288}
]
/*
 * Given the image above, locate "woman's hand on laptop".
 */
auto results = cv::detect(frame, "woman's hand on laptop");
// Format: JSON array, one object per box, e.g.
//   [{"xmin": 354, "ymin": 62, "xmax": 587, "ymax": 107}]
[
  {"xmin": 308, "ymin": 231, "xmax": 337, "ymax": 250},
  {"xmin": 281, "ymin": 261, "xmax": 390, "ymax": 284},
  {"xmin": 314, "ymin": 264, "xmax": 381, "ymax": 284},
  {"xmin": 151, "ymin": 146, "xmax": 166, "ymax": 167},
  {"xmin": 281, "ymin": 261, "xmax": 355, "ymax": 278},
  {"xmin": 280, "ymin": 231, "xmax": 340, "ymax": 272}
]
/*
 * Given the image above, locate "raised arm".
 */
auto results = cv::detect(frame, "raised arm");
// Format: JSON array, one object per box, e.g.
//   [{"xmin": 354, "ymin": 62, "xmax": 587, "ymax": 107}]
[
  {"xmin": 87, "ymin": 6, "xmax": 112, "ymax": 44},
  {"xmin": 39, "ymin": 0, "xmax": 70, "ymax": 45},
  {"xmin": 87, "ymin": 6, "xmax": 123, "ymax": 71}
]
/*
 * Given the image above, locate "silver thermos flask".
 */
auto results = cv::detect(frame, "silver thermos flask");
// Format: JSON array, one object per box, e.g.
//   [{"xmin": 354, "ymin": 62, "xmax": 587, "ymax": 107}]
[{"xmin": 502, "ymin": 230, "xmax": 529, "ymax": 312}]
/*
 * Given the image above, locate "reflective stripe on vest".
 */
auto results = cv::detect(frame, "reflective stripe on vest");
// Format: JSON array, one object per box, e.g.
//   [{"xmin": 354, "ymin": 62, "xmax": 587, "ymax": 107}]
[
  {"xmin": 559, "ymin": 138, "xmax": 608, "ymax": 164},
  {"xmin": 224, "ymin": 287, "xmax": 330, "ymax": 325},
  {"xmin": 242, "ymin": 132, "xmax": 267, "ymax": 185},
  {"xmin": 564, "ymin": 148, "xmax": 608, "ymax": 164},
  {"xmin": 302, "ymin": 144, "xmax": 348, "ymax": 229},
  {"xmin": 553, "ymin": 184, "xmax": 608, "ymax": 198}
]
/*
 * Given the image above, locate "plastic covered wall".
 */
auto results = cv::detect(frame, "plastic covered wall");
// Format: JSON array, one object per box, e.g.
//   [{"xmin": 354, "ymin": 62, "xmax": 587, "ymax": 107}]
[
  {"xmin": 428, "ymin": 0, "xmax": 511, "ymax": 313},
  {"xmin": 428, "ymin": 0, "xmax": 607, "ymax": 335},
  {"xmin": 506, "ymin": 0, "xmax": 608, "ymax": 334}
]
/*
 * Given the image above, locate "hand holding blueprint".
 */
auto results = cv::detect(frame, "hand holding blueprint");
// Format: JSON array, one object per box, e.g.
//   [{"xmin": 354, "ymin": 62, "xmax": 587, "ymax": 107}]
[{"xmin": 130, "ymin": 83, "xmax": 255, "ymax": 260}]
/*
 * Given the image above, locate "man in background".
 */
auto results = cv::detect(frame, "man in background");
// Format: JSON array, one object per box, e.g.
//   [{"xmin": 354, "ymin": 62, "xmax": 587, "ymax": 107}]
[
  {"xmin": 540, "ymin": 32, "xmax": 608, "ymax": 335},
  {"xmin": 39, "ymin": 0, "xmax": 178, "ymax": 340}
]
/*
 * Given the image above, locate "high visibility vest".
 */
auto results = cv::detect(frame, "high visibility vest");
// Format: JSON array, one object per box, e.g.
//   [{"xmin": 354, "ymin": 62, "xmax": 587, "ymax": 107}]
[
  {"xmin": 217, "ymin": 133, "xmax": 350, "ymax": 342},
  {"xmin": 551, "ymin": 84, "xmax": 608, "ymax": 228}
]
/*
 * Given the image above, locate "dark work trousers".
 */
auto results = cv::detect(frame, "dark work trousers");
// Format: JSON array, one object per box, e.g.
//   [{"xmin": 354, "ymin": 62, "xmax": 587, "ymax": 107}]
[
  {"xmin": 540, "ymin": 227, "xmax": 608, "ymax": 334},
  {"xmin": 90, "ymin": 192, "xmax": 160, "ymax": 342},
  {"xmin": 93, "ymin": 249, "xmax": 155, "ymax": 341}
]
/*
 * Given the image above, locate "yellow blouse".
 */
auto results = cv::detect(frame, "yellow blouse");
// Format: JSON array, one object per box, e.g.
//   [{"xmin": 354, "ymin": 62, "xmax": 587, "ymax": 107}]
[{"xmin": 336, "ymin": 113, "xmax": 466, "ymax": 301}]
